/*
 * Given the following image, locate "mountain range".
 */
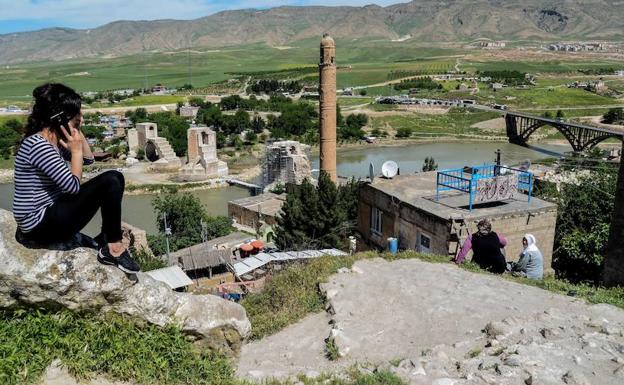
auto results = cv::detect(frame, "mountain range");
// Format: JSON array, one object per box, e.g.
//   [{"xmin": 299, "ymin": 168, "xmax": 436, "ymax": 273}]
[{"xmin": 1, "ymin": 0, "xmax": 623, "ymax": 64}]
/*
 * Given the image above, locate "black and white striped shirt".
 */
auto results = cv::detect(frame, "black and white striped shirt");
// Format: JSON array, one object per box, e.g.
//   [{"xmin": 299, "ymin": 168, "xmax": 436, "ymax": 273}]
[{"xmin": 13, "ymin": 134, "xmax": 94, "ymax": 232}]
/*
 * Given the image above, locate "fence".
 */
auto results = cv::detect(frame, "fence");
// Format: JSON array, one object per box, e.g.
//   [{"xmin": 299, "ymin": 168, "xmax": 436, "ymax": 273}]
[{"xmin": 436, "ymin": 164, "xmax": 533, "ymax": 211}]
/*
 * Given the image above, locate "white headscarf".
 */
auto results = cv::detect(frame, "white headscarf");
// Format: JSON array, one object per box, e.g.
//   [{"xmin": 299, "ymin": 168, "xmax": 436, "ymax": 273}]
[{"xmin": 523, "ymin": 234, "xmax": 539, "ymax": 253}]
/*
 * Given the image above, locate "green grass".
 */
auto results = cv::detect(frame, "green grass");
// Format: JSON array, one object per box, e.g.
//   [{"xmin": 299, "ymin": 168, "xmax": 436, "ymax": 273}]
[
  {"xmin": 325, "ymin": 339, "xmax": 340, "ymax": 361},
  {"xmin": 0, "ymin": 306, "xmax": 409, "ymax": 385},
  {"xmin": 0, "ymin": 156, "xmax": 15, "ymax": 169},
  {"xmin": 369, "ymin": 109, "xmax": 502, "ymax": 138},
  {"xmin": 337, "ymin": 97, "xmax": 373, "ymax": 107},
  {"xmin": 0, "ymin": 115, "xmax": 26, "ymax": 126},
  {"xmin": 464, "ymin": 59, "xmax": 624, "ymax": 74},
  {"xmin": 0, "ymin": 309, "xmax": 235, "ymax": 385}
]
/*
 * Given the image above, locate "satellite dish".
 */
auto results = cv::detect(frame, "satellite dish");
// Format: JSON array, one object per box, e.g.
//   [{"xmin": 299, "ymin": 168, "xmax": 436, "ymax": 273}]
[
  {"xmin": 519, "ymin": 159, "xmax": 531, "ymax": 172},
  {"xmin": 369, "ymin": 162, "xmax": 375, "ymax": 182},
  {"xmin": 381, "ymin": 160, "xmax": 399, "ymax": 178}
]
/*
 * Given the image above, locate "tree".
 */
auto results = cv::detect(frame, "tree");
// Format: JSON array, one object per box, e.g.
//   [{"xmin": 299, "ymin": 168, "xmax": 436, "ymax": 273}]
[
  {"xmin": 125, "ymin": 108, "xmax": 148, "ymax": 123},
  {"xmin": 336, "ymin": 105, "xmax": 344, "ymax": 127},
  {"xmin": 543, "ymin": 111, "xmax": 553, "ymax": 119},
  {"xmin": 274, "ymin": 176, "xmax": 362, "ymax": 251},
  {"xmin": 244, "ymin": 130, "xmax": 258, "ymax": 144},
  {"xmin": 395, "ymin": 127, "xmax": 412, "ymax": 138},
  {"xmin": 147, "ymin": 192, "xmax": 233, "ymax": 256},
  {"xmin": 535, "ymin": 168, "xmax": 618, "ymax": 283},
  {"xmin": 275, "ymin": 179, "xmax": 317, "ymax": 250},
  {"xmin": 188, "ymin": 97, "xmax": 205, "ymax": 108},
  {"xmin": 251, "ymin": 114, "xmax": 266, "ymax": 134},
  {"xmin": 556, "ymin": 109, "xmax": 565, "ymax": 119},
  {"xmin": 603, "ymin": 141, "xmax": 624, "ymax": 286},
  {"xmin": 339, "ymin": 113, "xmax": 368, "ymax": 141},
  {"xmin": 316, "ymin": 171, "xmax": 346, "ymax": 248},
  {"xmin": 359, "ymin": 89, "xmax": 367, "ymax": 96},
  {"xmin": 422, "ymin": 156, "xmax": 438, "ymax": 172},
  {"xmin": 81, "ymin": 125, "xmax": 105, "ymax": 141},
  {"xmin": 146, "ymin": 111, "xmax": 189, "ymax": 156},
  {"xmin": 602, "ymin": 107, "xmax": 624, "ymax": 124},
  {"xmin": 198, "ymin": 105, "xmax": 223, "ymax": 128},
  {"xmin": 0, "ymin": 119, "xmax": 23, "ymax": 155}
]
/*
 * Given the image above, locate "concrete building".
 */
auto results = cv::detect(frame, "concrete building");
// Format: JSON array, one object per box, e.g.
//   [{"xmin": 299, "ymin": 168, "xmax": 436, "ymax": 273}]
[
  {"xmin": 319, "ymin": 33, "xmax": 337, "ymax": 182},
  {"xmin": 179, "ymin": 105, "xmax": 200, "ymax": 119},
  {"xmin": 179, "ymin": 125, "xmax": 228, "ymax": 180},
  {"xmin": 228, "ymin": 193, "xmax": 286, "ymax": 241},
  {"xmin": 262, "ymin": 141, "xmax": 311, "ymax": 188},
  {"xmin": 357, "ymin": 172, "xmax": 557, "ymax": 273},
  {"xmin": 127, "ymin": 122, "xmax": 181, "ymax": 170}
]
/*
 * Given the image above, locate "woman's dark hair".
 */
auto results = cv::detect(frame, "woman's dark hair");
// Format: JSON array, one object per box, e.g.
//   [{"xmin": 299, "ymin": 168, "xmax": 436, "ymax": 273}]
[{"xmin": 24, "ymin": 83, "xmax": 82, "ymax": 137}]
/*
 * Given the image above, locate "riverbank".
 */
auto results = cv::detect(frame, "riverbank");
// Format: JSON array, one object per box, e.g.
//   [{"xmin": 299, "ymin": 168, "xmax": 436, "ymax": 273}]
[{"xmin": 0, "ymin": 137, "xmax": 573, "ymax": 186}]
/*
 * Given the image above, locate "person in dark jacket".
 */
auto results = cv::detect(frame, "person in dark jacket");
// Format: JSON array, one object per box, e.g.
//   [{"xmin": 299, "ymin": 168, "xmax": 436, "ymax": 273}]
[{"xmin": 455, "ymin": 218, "xmax": 507, "ymax": 274}]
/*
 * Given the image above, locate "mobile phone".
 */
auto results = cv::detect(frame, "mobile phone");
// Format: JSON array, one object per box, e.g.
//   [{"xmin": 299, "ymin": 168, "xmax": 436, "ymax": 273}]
[{"xmin": 50, "ymin": 111, "xmax": 70, "ymax": 133}]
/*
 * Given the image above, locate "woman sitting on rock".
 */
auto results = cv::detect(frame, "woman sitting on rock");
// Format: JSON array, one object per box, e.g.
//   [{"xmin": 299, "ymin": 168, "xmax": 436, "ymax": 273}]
[
  {"xmin": 12, "ymin": 83, "xmax": 139, "ymax": 274},
  {"xmin": 455, "ymin": 218, "xmax": 507, "ymax": 274},
  {"xmin": 508, "ymin": 234, "xmax": 543, "ymax": 280}
]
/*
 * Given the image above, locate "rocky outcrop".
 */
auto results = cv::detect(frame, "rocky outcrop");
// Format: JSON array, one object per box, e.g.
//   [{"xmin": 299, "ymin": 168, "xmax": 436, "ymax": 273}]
[
  {"xmin": 238, "ymin": 258, "xmax": 624, "ymax": 384},
  {"xmin": 0, "ymin": 209, "xmax": 250, "ymax": 356},
  {"xmin": 121, "ymin": 222, "xmax": 152, "ymax": 255}
]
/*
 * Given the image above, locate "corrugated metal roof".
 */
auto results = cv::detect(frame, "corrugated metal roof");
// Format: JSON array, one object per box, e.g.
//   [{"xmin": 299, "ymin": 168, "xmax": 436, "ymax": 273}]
[
  {"xmin": 231, "ymin": 248, "xmax": 347, "ymax": 277},
  {"xmin": 145, "ymin": 266, "xmax": 193, "ymax": 289}
]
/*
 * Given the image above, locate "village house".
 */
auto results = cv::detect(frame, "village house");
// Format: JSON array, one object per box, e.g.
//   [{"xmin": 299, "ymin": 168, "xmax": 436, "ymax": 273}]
[{"xmin": 357, "ymin": 170, "xmax": 558, "ymax": 273}]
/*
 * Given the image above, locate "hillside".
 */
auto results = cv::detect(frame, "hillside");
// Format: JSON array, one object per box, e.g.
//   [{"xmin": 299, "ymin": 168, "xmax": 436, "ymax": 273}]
[{"xmin": 1, "ymin": 0, "xmax": 623, "ymax": 64}]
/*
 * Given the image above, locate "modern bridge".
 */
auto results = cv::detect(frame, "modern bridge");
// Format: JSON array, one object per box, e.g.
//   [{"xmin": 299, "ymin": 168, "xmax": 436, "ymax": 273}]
[{"xmin": 505, "ymin": 111, "xmax": 624, "ymax": 152}]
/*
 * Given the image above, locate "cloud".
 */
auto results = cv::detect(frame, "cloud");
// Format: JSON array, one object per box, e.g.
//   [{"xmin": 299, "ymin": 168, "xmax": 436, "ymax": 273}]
[{"xmin": 0, "ymin": 0, "xmax": 406, "ymax": 32}]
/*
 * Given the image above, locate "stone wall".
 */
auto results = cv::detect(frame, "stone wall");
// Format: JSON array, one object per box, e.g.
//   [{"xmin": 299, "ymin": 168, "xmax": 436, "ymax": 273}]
[{"xmin": 228, "ymin": 202, "xmax": 279, "ymax": 229}]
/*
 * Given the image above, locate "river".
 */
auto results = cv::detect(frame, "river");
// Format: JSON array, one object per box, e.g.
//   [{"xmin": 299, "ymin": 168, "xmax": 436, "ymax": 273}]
[{"xmin": 0, "ymin": 141, "xmax": 570, "ymax": 235}]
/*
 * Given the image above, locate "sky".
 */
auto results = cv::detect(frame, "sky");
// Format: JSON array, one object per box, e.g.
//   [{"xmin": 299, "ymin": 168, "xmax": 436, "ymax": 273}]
[{"xmin": 0, "ymin": 0, "xmax": 405, "ymax": 34}]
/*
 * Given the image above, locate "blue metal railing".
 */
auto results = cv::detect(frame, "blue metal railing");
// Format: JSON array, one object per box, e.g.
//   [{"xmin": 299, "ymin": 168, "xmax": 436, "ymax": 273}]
[{"xmin": 436, "ymin": 164, "xmax": 533, "ymax": 211}]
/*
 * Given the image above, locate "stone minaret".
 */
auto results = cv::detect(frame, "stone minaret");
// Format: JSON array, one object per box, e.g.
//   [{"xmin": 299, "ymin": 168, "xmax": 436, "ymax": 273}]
[{"xmin": 319, "ymin": 33, "xmax": 337, "ymax": 182}]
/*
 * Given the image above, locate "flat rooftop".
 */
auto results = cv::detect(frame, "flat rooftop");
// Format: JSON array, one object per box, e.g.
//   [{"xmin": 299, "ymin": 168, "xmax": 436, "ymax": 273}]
[
  {"xmin": 229, "ymin": 193, "xmax": 286, "ymax": 217},
  {"xmin": 368, "ymin": 171, "xmax": 556, "ymax": 221}
]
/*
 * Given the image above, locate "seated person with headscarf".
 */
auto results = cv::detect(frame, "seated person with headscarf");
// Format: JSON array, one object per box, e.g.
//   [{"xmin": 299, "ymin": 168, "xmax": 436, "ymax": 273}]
[
  {"xmin": 455, "ymin": 218, "xmax": 507, "ymax": 274},
  {"xmin": 507, "ymin": 234, "xmax": 543, "ymax": 280}
]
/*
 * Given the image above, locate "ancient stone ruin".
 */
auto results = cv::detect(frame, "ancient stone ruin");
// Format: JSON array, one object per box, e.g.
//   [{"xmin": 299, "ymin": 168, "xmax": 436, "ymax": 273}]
[
  {"xmin": 179, "ymin": 125, "xmax": 229, "ymax": 180},
  {"xmin": 262, "ymin": 140, "xmax": 312, "ymax": 190},
  {"xmin": 127, "ymin": 122, "xmax": 181, "ymax": 170}
]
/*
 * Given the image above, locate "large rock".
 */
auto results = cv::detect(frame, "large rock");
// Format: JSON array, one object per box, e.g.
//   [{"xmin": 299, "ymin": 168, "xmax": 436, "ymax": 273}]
[{"xmin": 0, "ymin": 209, "xmax": 250, "ymax": 356}]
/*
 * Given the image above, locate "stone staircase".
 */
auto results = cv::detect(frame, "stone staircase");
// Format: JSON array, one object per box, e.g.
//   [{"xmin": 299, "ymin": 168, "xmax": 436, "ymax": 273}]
[{"xmin": 151, "ymin": 137, "xmax": 181, "ymax": 167}]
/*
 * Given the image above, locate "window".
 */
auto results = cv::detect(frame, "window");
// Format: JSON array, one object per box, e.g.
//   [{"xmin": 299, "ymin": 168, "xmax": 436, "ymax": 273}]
[
  {"xmin": 371, "ymin": 207, "xmax": 383, "ymax": 236},
  {"xmin": 419, "ymin": 233, "xmax": 431, "ymax": 253}
]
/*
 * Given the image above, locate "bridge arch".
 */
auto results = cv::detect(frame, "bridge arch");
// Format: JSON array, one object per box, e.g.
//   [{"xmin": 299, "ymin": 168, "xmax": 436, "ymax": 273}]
[{"xmin": 505, "ymin": 112, "xmax": 623, "ymax": 152}]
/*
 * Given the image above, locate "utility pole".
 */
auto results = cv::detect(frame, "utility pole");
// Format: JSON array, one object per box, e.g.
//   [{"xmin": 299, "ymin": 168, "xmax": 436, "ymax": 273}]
[
  {"xmin": 201, "ymin": 219, "xmax": 207, "ymax": 243},
  {"xmin": 163, "ymin": 213, "xmax": 172, "ymax": 265}
]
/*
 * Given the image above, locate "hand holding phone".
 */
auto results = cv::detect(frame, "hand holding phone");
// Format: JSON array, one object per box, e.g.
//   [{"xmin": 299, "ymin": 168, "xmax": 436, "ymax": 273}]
[{"xmin": 59, "ymin": 125, "xmax": 83, "ymax": 156}]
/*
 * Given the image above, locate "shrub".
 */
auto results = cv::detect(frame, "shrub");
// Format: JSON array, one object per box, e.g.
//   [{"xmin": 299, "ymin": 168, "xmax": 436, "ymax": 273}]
[{"xmin": 395, "ymin": 127, "xmax": 412, "ymax": 138}]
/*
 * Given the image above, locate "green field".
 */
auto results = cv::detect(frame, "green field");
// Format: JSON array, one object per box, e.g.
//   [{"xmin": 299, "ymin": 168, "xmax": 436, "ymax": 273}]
[
  {"xmin": 2, "ymin": 38, "xmax": 624, "ymax": 116},
  {"xmin": 89, "ymin": 95, "xmax": 187, "ymax": 108},
  {"xmin": 0, "ymin": 39, "xmax": 464, "ymax": 101},
  {"xmin": 369, "ymin": 109, "xmax": 502, "ymax": 137}
]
